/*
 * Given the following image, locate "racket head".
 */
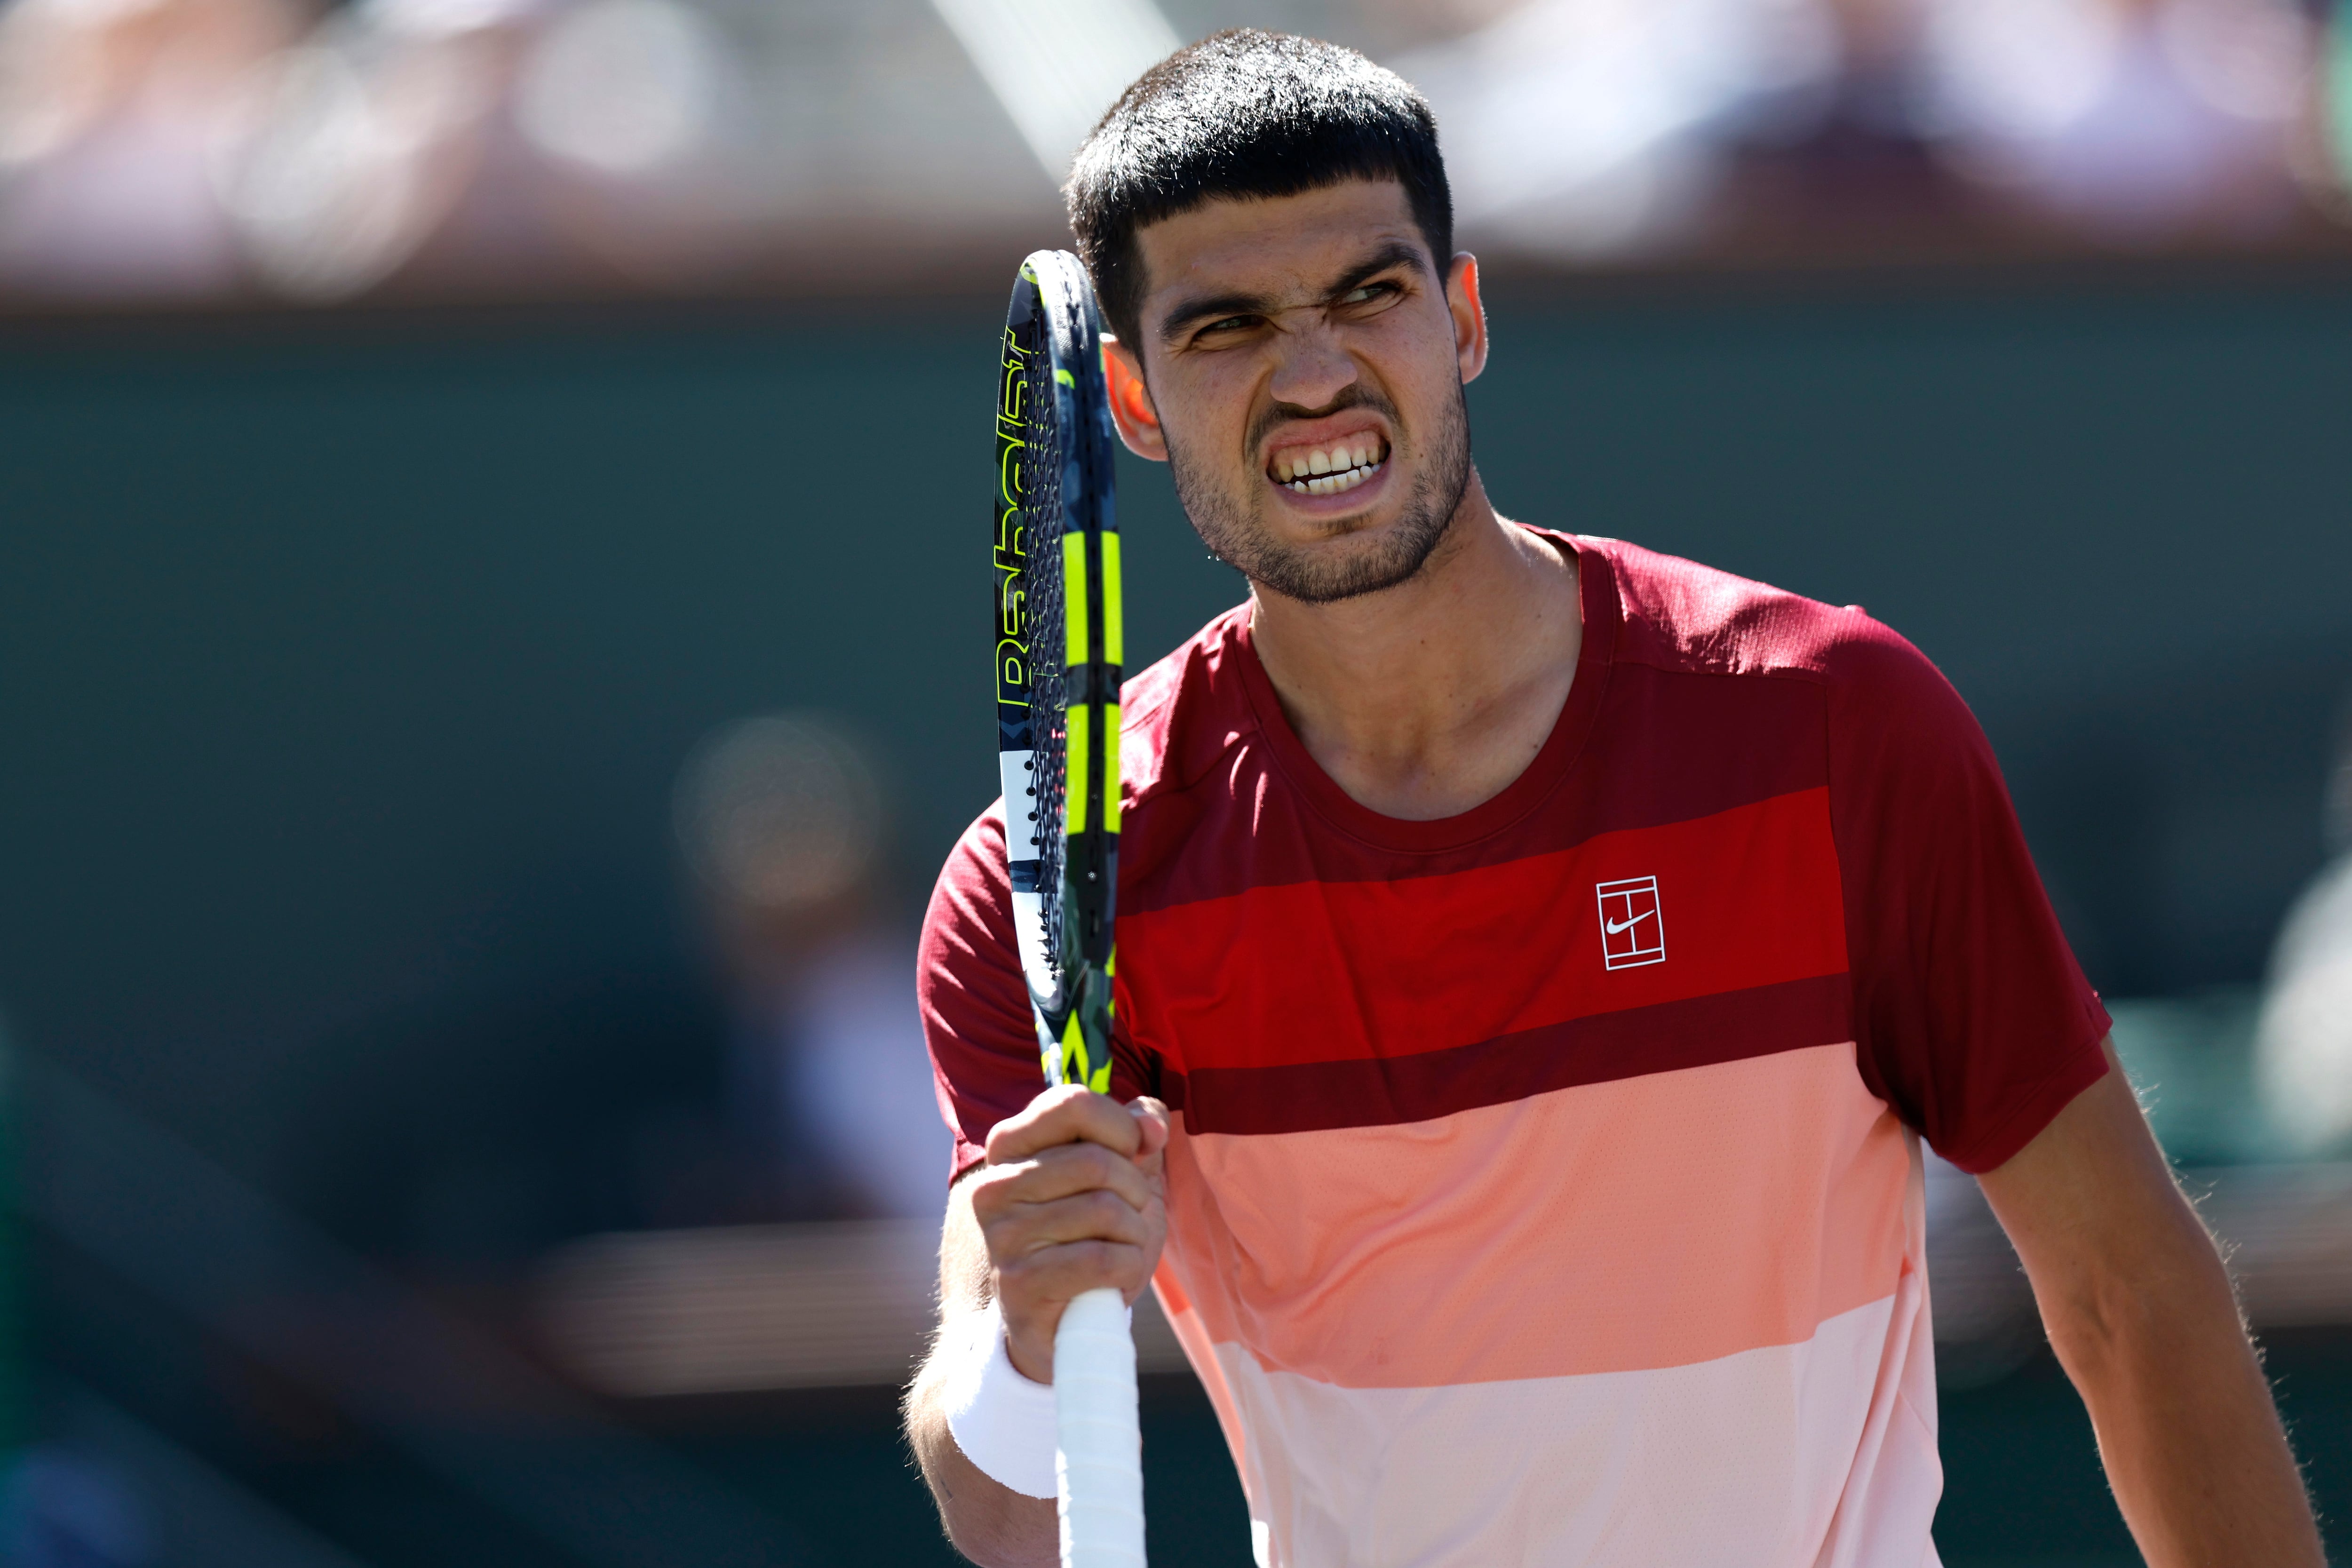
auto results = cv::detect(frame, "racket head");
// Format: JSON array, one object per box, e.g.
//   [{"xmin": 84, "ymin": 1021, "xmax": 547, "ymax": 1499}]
[{"xmin": 992, "ymin": 250, "xmax": 1122, "ymax": 1085}]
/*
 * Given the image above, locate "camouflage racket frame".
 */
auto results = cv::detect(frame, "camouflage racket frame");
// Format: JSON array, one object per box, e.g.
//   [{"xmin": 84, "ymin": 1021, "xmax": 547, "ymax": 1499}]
[{"xmin": 994, "ymin": 249, "xmax": 1123, "ymax": 1098}]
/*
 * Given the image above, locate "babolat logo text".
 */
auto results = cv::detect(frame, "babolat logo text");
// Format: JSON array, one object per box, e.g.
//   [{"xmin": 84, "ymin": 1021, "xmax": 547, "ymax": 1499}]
[
  {"xmin": 995, "ymin": 326, "xmax": 1031, "ymax": 708},
  {"xmin": 1596, "ymin": 876, "xmax": 1665, "ymax": 970}
]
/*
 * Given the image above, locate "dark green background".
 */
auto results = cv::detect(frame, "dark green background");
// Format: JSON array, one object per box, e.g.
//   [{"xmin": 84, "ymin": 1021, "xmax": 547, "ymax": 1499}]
[
  {"xmin": 4, "ymin": 274, "xmax": 2350, "ymax": 1563},
  {"xmin": 6, "ymin": 283, "xmax": 2352, "ymax": 1170}
]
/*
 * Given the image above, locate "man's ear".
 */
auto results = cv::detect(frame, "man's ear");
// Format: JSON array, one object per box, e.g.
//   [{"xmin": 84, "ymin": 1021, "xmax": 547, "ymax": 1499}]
[
  {"xmin": 1447, "ymin": 253, "xmax": 1489, "ymax": 387},
  {"xmin": 1101, "ymin": 336, "xmax": 1168, "ymax": 463}
]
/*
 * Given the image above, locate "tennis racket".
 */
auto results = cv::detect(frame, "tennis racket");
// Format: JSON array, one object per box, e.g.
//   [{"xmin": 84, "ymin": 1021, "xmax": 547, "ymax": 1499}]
[{"xmin": 991, "ymin": 248, "xmax": 1140, "ymax": 1568}]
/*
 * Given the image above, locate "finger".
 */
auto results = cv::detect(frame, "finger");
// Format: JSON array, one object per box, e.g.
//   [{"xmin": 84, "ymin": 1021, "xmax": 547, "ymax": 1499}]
[
  {"xmin": 1002, "ymin": 1243, "xmax": 1165, "ymax": 1382},
  {"xmin": 1000, "ymin": 1237, "xmax": 1156, "ymax": 1380},
  {"xmin": 984, "ymin": 1187, "xmax": 1153, "ymax": 1258},
  {"xmin": 986, "ymin": 1084, "xmax": 1142, "ymax": 1165},
  {"xmin": 1128, "ymin": 1097, "xmax": 1171, "ymax": 1166},
  {"xmin": 997, "ymin": 1237, "xmax": 1154, "ymax": 1308},
  {"xmin": 987, "ymin": 1084, "xmax": 1141, "ymax": 1163},
  {"xmin": 973, "ymin": 1141, "xmax": 1152, "ymax": 1215}
]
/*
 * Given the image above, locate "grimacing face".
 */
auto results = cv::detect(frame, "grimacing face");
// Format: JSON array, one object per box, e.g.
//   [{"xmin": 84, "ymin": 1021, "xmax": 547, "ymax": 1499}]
[{"xmin": 1109, "ymin": 178, "xmax": 1486, "ymax": 606}]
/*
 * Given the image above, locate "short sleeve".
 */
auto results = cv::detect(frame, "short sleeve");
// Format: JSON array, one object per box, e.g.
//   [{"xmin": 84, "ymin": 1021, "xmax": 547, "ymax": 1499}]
[
  {"xmin": 1827, "ymin": 622, "xmax": 2111, "ymax": 1173},
  {"xmin": 918, "ymin": 805, "xmax": 1150, "ymax": 1185}
]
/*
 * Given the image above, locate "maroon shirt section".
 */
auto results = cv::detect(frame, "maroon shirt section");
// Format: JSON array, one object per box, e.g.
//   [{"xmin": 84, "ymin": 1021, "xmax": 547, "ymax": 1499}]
[{"xmin": 919, "ymin": 534, "xmax": 2109, "ymax": 1184}]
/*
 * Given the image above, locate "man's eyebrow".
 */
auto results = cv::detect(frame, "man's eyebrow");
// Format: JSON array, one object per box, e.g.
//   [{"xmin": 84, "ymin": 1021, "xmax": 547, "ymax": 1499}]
[
  {"xmin": 1324, "ymin": 239, "xmax": 1431, "ymax": 299},
  {"xmin": 1157, "ymin": 286, "xmax": 1275, "ymax": 346},
  {"xmin": 1155, "ymin": 239, "xmax": 1433, "ymax": 346}
]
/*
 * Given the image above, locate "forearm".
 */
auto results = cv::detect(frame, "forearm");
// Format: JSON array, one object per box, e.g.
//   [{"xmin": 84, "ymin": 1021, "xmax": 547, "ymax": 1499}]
[
  {"xmin": 1983, "ymin": 1044, "xmax": 2324, "ymax": 1566},
  {"xmin": 905, "ymin": 1337, "xmax": 1059, "ymax": 1568},
  {"xmin": 908, "ymin": 1179, "xmax": 1058, "ymax": 1566},
  {"xmin": 2036, "ymin": 1213, "xmax": 2321, "ymax": 1568}
]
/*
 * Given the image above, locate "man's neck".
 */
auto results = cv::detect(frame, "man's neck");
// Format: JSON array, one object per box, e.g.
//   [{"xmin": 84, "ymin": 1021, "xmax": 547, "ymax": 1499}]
[{"xmin": 1247, "ymin": 477, "xmax": 1583, "ymax": 822}]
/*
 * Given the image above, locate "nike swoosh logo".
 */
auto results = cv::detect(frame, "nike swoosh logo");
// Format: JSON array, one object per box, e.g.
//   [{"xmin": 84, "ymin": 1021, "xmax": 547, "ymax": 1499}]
[{"xmin": 1605, "ymin": 912, "xmax": 1653, "ymax": 936}]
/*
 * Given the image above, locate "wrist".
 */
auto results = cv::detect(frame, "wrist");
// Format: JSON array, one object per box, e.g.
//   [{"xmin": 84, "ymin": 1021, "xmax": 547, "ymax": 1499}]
[
  {"xmin": 1004, "ymin": 1292, "xmax": 1138, "ymax": 1382},
  {"xmin": 941, "ymin": 1300, "xmax": 1058, "ymax": 1500}
]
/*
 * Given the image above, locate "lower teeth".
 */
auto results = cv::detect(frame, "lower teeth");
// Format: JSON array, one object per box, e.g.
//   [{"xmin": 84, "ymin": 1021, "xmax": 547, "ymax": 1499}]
[{"xmin": 1287, "ymin": 462, "xmax": 1378, "ymax": 494}]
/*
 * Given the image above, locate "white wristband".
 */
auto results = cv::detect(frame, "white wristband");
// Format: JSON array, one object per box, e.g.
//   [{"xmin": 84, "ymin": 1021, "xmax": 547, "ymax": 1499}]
[{"xmin": 942, "ymin": 1300, "xmax": 1059, "ymax": 1500}]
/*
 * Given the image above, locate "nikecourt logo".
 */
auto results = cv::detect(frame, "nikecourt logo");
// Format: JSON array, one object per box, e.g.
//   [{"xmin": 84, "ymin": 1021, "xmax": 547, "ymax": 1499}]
[{"xmin": 1596, "ymin": 876, "xmax": 1666, "ymax": 971}]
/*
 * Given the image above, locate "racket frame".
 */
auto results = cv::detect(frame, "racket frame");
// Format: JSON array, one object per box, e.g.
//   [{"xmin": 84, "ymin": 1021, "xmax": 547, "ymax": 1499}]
[
  {"xmin": 991, "ymin": 248, "xmax": 1144, "ymax": 1568},
  {"xmin": 993, "ymin": 250, "xmax": 1123, "ymax": 1095}
]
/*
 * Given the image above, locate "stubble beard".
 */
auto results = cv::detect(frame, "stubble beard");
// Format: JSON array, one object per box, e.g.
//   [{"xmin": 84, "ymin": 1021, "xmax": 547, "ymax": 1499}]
[{"xmin": 1167, "ymin": 382, "xmax": 1475, "ymax": 607}]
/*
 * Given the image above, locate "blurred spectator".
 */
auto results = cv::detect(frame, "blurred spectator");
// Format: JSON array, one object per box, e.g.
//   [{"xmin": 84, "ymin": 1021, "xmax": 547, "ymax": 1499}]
[
  {"xmin": 1396, "ymin": 0, "xmax": 1845, "ymax": 257},
  {"xmin": 2254, "ymin": 692, "xmax": 2352, "ymax": 1156},
  {"xmin": 1909, "ymin": 0, "xmax": 2310, "ymax": 240},
  {"xmin": 508, "ymin": 0, "xmax": 761, "ymax": 287},
  {"xmin": 214, "ymin": 0, "xmax": 573, "ymax": 299},
  {"xmin": 213, "ymin": 0, "xmax": 758, "ymax": 299},
  {"xmin": 271, "ymin": 711, "xmax": 942, "ymax": 1268},
  {"xmin": 673, "ymin": 712, "xmax": 949, "ymax": 1221},
  {"xmin": 6, "ymin": 0, "xmax": 2352, "ymax": 304},
  {"xmin": 0, "ymin": 0, "xmax": 304, "ymax": 297}
]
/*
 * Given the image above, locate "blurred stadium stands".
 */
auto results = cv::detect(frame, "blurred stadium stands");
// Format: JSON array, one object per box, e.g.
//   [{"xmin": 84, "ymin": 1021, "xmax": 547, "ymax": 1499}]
[
  {"xmin": 2, "ymin": 0, "xmax": 2352, "ymax": 306},
  {"xmin": 1, "ymin": 1, "xmax": 2351, "ymax": 1564}
]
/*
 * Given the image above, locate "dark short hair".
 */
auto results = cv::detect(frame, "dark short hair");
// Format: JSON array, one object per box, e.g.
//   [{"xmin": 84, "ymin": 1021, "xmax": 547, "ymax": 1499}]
[{"xmin": 1067, "ymin": 29, "xmax": 1453, "ymax": 349}]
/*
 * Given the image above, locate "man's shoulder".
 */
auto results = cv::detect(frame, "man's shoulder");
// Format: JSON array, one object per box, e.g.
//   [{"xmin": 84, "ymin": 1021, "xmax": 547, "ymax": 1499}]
[
  {"xmin": 1585, "ymin": 534, "xmax": 1935, "ymax": 699},
  {"xmin": 1116, "ymin": 601, "xmax": 1258, "ymax": 810},
  {"xmin": 930, "ymin": 602, "xmax": 1255, "ymax": 919}
]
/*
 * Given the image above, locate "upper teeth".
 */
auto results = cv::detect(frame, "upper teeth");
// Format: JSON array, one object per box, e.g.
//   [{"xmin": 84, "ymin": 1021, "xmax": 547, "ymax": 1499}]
[{"xmin": 1273, "ymin": 438, "xmax": 1385, "ymax": 487}]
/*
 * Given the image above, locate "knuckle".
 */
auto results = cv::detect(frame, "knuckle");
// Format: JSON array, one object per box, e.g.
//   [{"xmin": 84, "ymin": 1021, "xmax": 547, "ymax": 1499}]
[
  {"xmin": 995, "ymin": 1252, "xmax": 1047, "ymax": 1296},
  {"xmin": 966, "ymin": 1168, "xmax": 1017, "ymax": 1215},
  {"xmin": 1062, "ymin": 1239, "xmax": 1122, "ymax": 1280},
  {"xmin": 1041, "ymin": 1142, "xmax": 1121, "ymax": 1195},
  {"xmin": 1082, "ymin": 1188, "xmax": 1135, "ymax": 1231},
  {"xmin": 1035, "ymin": 1084, "xmax": 1089, "ymax": 1124}
]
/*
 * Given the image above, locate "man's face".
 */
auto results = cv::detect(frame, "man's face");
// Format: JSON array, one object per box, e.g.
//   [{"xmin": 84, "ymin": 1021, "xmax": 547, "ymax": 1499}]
[{"xmin": 1115, "ymin": 179, "xmax": 1484, "ymax": 605}]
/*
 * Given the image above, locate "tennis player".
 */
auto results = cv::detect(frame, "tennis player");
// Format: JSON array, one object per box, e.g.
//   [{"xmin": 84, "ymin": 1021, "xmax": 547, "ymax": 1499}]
[{"xmin": 906, "ymin": 29, "xmax": 2325, "ymax": 1568}]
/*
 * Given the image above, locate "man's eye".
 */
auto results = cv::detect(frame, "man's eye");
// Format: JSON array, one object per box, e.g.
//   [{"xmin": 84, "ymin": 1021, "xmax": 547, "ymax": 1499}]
[
  {"xmin": 1340, "ymin": 282, "xmax": 1398, "ymax": 306},
  {"xmin": 1201, "ymin": 316, "xmax": 1253, "ymax": 334}
]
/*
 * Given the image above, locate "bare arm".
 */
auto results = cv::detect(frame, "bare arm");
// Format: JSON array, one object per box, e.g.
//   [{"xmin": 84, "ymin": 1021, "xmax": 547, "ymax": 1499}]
[
  {"xmin": 905, "ymin": 1175, "xmax": 1058, "ymax": 1568},
  {"xmin": 903, "ymin": 1087, "xmax": 1169, "ymax": 1568},
  {"xmin": 1978, "ymin": 1036, "xmax": 2324, "ymax": 1567}
]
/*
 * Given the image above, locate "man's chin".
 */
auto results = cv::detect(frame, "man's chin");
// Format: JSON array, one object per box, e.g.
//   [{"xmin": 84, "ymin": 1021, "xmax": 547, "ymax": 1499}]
[
  {"xmin": 1175, "ymin": 432, "xmax": 1467, "ymax": 606},
  {"xmin": 1240, "ymin": 520, "xmax": 1452, "ymax": 606}
]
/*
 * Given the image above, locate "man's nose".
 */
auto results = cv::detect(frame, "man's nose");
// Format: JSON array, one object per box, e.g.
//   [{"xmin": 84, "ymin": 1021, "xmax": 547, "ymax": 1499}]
[{"xmin": 1265, "ymin": 322, "xmax": 1358, "ymax": 414}]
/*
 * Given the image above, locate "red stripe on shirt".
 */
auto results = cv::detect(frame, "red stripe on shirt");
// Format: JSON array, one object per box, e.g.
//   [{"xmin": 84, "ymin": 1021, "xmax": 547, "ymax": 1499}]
[{"xmin": 1118, "ymin": 786, "xmax": 1850, "ymax": 1081}]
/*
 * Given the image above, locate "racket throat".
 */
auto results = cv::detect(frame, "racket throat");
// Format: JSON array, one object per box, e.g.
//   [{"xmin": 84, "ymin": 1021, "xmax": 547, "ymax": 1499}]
[{"xmin": 1037, "ymin": 965, "xmax": 1116, "ymax": 1095}]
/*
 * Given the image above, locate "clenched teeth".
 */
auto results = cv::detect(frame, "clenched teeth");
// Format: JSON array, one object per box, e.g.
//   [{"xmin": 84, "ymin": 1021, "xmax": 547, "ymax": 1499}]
[{"xmin": 1272, "ymin": 435, "xmax": 1389, "ymax": 495}]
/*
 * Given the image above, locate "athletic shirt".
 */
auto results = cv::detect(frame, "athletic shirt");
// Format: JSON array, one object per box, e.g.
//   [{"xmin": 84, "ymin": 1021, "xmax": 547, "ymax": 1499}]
[{"xmin": 919, "ymin": 533, "xmax": 2111, "ymax": 1568}]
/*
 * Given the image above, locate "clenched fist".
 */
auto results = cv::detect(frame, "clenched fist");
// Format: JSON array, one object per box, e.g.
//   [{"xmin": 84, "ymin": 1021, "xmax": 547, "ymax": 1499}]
[{"xmin": 967, "ymin": 1084, "xmax": 1171, "ymax": 1382}]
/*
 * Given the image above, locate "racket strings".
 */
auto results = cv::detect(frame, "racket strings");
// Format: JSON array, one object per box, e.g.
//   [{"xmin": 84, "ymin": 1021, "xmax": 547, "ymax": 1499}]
[{"xmin": 1022, "ymin": 347, "xmax": 1071, "ymax": 984}]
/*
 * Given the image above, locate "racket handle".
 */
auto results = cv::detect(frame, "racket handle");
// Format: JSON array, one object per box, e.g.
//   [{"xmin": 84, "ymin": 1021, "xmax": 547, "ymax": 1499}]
[{"xmin": 1053, "ymin": 1286, "xmax": 1145, "ymax": 1568}]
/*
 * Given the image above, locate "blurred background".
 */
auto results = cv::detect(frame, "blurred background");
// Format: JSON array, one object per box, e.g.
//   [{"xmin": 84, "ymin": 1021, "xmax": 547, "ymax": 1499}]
[{"xmin": 0, "ymin": 0, "xmax": 2349, "ymax": 1563}]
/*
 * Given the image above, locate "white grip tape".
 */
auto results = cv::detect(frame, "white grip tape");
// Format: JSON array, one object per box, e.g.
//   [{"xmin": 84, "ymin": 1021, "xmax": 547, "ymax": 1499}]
[{"xmin": 1054, "ymin": 1287, "xmax": 1145, "ymax": 1568}]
